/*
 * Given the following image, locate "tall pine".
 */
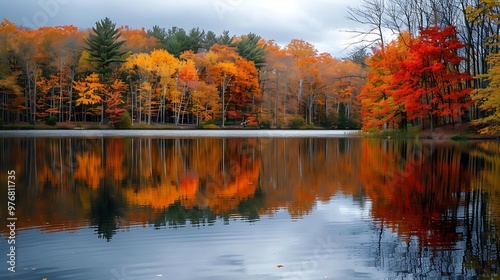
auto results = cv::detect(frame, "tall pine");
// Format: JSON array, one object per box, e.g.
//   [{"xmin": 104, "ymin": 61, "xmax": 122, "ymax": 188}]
[{"xmin": 84, "ymin": 17, "xmax": 126, "ymax": 124}]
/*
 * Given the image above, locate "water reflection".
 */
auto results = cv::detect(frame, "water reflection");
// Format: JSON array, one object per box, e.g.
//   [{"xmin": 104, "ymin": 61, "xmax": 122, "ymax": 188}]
[
  {"xmin": 361, "ymin": 139, "xmax": 500, "ymax": 278},
  {"xmin": 0, "ymin": 137, "xmax": 499, "ymax": 278}
]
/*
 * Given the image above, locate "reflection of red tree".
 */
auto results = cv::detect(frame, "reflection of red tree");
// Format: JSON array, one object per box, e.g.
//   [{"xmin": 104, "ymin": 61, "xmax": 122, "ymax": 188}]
[
  {"xmin": 361, "ymin": 140, "xmax": 470, "ymax": 248},
  {"xmin": 106, "ymin": 138, "xmax": 126, "ymax": 182}
]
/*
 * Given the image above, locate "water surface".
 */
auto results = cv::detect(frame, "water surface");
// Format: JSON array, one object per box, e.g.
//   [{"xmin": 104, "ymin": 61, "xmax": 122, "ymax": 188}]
[{"xmin": 0, "ymin": 135, "xmax": 499, "ymax": 279}]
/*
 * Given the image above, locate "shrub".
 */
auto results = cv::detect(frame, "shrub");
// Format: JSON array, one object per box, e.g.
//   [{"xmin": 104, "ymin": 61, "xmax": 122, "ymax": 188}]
[
  {"xmin": 45, "ymin": 116, "xmax": 57, "ymax": 126},
  {"xmin": 288, "ymin": 116, "xmax": 306, "ymax": 129},
  {"xmin": 203, "ymin": 124, "xmax": 219, "ymax": 129},
  {"xmin": 203, "ymin": 119, "xmax": 220, "ymax": 126},
  {"xmin": 117, "ymin": 110, "xmax": 132, "ymax": 129},
  {"xmin": 76, "ymin": 122, "xmax": 82, "ymax": 128},
  {"xmin": 259, "ymin": 120, "xmax": 271, "ymax": 129},
  {"xmin": 449, "ymin": 133, "xmax": 467, "ymax": 141},
  {"xmin": 337, "ymin": 114, "xmax": 361, "ymax": 130},
  {"xmin": 325, "ymin": 112, "xmax": 339, "ymax": 129}
]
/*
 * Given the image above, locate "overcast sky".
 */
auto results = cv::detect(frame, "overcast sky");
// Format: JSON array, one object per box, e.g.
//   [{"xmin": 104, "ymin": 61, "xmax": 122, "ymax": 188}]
[{"xmin": 1, "ymin": 0, "xmax": 363, "ymax": 58}]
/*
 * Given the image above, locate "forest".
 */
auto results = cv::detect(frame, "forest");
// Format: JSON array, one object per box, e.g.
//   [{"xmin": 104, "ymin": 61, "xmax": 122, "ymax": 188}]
[{"xmin": 0, "ymin": 0, "xmax": 499, "ymax": 133}]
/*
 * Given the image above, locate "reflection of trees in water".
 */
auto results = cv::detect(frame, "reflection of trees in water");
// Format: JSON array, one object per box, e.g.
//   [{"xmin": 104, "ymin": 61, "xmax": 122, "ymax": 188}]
[
  {"xmin": 361, "ymin": 140, "xmax": 500, "ymax": 278},
  {"xmin": 258, "ymin": 138, "xmax": 364, "ymax": 217},
  {"xmin": 463, "ymin": 141, "xmax": 500, "ymax": 278},
  {"xmin": 371, "ymin": 190, "xmax": 499, "ymax": 279},
  {"xmin": 149, "ymin": 187, "xmax": 265, "ymax": 228},
  {"xmin": 89, "ymin": 180, "xmax": 126, "ymax": 241},
  {"xmin": 2, "ymin": 137, "xmax": 500, "ymax": 276}
]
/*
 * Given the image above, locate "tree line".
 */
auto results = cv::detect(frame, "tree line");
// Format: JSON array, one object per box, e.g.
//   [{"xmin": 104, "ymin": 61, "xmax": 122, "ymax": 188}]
[
  {"xmin": 0, "ymin": 17, "xmax": 363, "ymax": 129},
  {"xmin": 1, "ymin": 0, "xmax": 498, "ymax": 132}
]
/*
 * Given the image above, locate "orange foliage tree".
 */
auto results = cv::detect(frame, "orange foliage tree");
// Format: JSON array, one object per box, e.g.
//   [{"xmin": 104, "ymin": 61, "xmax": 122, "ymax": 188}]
[
  {"xmin": 175, "ymin": 59, "xmax": 199, "ymax": 125},
  {"xmin": 119, "ymin": 25, "xmax": 159, "ymax": 53},
  {"xmin": 205, "ymin": 44, "xmax": 259, "ymax": 126},
  {"xmin": 358, "ymin": 33, "xmax": 412, "ymax": 130}
]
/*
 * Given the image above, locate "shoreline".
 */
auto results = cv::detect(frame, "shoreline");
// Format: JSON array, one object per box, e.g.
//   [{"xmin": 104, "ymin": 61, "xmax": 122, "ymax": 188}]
[
  {"xmin": 0, "ymin": 129, "xmax": 362, "ymax": 138},
  {"xmin": 1, "ymin": 129, "xmax": 498, "ymax": 140}
]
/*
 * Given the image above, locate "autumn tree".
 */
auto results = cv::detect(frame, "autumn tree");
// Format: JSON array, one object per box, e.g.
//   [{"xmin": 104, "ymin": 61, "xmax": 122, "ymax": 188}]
[
  {"xmin": 474, "ymin": 51, "xmax": 500, "ymax": 134},
  {"xmin": 105, "ymin": 79, "xmax": 127, "ymax": 127},
  {"xmin": 359, "ymin": 27, "xmax": 473, "ymax": 131},
  {"xmin": 208, "ymin": 61, "xmax": 237, "ymax": 127},
  {"xmin": 179, "ymin": 50, "xmax": 220, "ymax": 124},
  {"xmin": 190, "ymin": 81, "xmax": 219, "ymax": 124},
  {"xmin": 39, "ymin": 25, "xmax": 84, "ymax": 122},
  {"xmin": 0, "ymin": 20, "xmax": 23, "ymax": 122},
  {"xmin": 395, "ymin": 26, "xmax": 473, "ymax": 131},
  {"xmin": 358, "ymin": 33, "xmax": 412, "ymax": 130},
  {"xmin": 150, "ymin": 49, "xmax": 180, "ymax": 124},
  {"xmin": 11, "ymin": 27, "xmax": 45, "ymax": 123},
  {"xmin": 176, "ymin": 59, "xmax": 199, "ymax": 125},
  {"xmin": 119, "ymin": 25, "xmax": 159, "ymax": 53},
  {"xmin": 124, "ymin": 49, "xmax": 180, "ymax": 124},
  {"xmin": 260, "ymin": 40, "xmax": 295, "ymax": 126},
  {"xmin": 205, "ymin": 44, "xmax": 259, "ymax": 126},
  {"xmin": 284, "ymin": 39, "xmax": 318, "ymax": 121},
  {"xmin": 323, "ymin": 58, "xmax": 364, "ymax": 129},
  {"xmin": 73, "ymin": 73, "xmax": 104, "ymax": 121},
  {"xmin": 467, "ymin": 0, "xmax": 500, "ymax": 133}
]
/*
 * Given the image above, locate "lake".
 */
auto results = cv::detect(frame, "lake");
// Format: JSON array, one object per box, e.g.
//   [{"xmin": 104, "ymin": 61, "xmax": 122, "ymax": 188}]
[{"xmin": 0, "ymin": 131, "xmax": 499, "ymax": 279}]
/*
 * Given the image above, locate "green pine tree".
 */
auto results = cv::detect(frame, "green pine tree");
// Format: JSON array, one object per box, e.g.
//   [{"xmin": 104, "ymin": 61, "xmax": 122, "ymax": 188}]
[
  {"xmin": 235, "ymin": 33, "xmax": 267, "ymax": 69},
  {"xmin": 84, "ymin": 17, "xmax": 126, "ymax": 124}
]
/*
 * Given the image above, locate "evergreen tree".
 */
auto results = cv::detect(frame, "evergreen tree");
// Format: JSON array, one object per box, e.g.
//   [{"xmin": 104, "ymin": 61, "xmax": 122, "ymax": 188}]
[
  {"xmin": 84, "ymin": 17, "xmax": 126, "ymax": 123},
  {"xmin": 84, "ymin": 17, "xmax": 126, "ymax": 83},
  {"xmin": 218, "ymin": 30, "xmax": 235, "ymax": 45},
  {"xmin": 203, "ymin": 30, "xmax": 218, "ymax": 51},
  {"xmin": 164, "ymin": 27, "xmax": 189, "ymax": 57},
  {"xmin": 235, "ymin": 33, "xmax": 267, "ymax": 69},
  {"xmin": 147, "ymin": 25, "xmax": 167, "ymax": 46}
]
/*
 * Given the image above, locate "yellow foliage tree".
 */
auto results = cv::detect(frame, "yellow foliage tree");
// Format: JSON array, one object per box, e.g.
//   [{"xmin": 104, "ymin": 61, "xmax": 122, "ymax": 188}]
[
  {"xmin": 474, "ymin": 52, "xmax": 500, "ymax": 134},
  {"xmin": 73, "ymin": 73, "xmax": 104, "ymax": 121}
]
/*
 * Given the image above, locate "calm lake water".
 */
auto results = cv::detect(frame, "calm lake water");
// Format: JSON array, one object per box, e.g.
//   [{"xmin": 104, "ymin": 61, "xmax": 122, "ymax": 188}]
[{"xmin": 1, "ymin": 133, "xmax": 500, "ymax": 279}]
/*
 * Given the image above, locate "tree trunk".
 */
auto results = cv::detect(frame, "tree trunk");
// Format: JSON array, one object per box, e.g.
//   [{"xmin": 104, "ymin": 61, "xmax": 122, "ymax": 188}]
[
  {"xmin": 148, "ymin": 87, "xmax": 152, "ymax": 125},
  {"xmin": 274, "ymin": 74, "xmax": 278, "ymax": 126},
  {"xmin": 297, "ymin": 79, "xmax": 303, "ymax": 116},
  {"xmin": 59, "ymin": 60, "xmax": 64, "ymax": 122},
  {"xmin": 283, "ymin": 78, "xmax": 287, "ymax": 123}
]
